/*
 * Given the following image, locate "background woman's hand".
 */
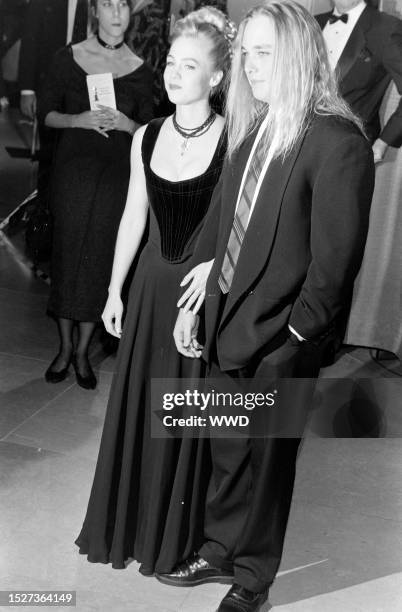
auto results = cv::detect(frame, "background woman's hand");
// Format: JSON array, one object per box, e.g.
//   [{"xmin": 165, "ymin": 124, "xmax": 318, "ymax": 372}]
[
  {"xmin": 96, "ymin": 105, "xmax": 134, "ymax": 134},
  {"xmin": 102, "ymin": 293, "xmax": 124, "ymax": 338},
  {"xmin": 177, "ymin": 259, "xmax": 214, "ymax": 314},
  {"xmin": 72, "ymin": 110, "xmax": 111, "ymax": 138}
]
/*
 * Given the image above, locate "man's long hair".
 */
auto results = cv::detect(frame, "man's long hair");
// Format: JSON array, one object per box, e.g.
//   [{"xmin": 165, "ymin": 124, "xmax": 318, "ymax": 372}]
[{"xmin": 225, "ymin": 0, "xmax": 363, "ymax": 160}]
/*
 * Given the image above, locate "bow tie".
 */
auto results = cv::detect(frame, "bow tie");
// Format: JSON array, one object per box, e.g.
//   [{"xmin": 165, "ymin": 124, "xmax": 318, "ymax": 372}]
[{"xmin": 328, "ymin": 13, "xmax": 349, "ymax": 24}]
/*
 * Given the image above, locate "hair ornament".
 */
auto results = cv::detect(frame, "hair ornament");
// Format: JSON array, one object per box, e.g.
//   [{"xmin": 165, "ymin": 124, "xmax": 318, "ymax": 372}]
[
  {"xmin": 223, "ymin": 17, "xmax": 237, "ymax": 44},
  {"xmin": 223, "ymin": 17, "xmax": 237, "ymax": 58}
]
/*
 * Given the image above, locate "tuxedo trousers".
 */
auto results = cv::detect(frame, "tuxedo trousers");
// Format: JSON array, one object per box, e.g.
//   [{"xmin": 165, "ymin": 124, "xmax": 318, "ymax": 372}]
[{"xmin": 199, "ymin": 329, "xmax": 324, "ymax": 593}]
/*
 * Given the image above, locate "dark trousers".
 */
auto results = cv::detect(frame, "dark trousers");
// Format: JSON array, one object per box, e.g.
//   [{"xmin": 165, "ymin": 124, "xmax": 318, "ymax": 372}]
[{"xmin": 199, "ymin": 332, "xmax": 324, "ymax": 593}]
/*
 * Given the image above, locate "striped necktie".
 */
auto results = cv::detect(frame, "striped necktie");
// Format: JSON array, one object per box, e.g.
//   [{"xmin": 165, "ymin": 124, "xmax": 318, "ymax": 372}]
[
  {"xmin": 218, "ymin": 132, "xmax": 267, "ymax": 294},
  {"xmin": 72, "ymin": 0, "xmax": 89, "ymax": 44}
]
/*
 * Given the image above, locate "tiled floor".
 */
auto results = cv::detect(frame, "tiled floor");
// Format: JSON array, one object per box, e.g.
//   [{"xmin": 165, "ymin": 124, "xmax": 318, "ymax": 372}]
[{"xmin": 1, "ymin": 109, "xmax": 402, "ymax": 611}]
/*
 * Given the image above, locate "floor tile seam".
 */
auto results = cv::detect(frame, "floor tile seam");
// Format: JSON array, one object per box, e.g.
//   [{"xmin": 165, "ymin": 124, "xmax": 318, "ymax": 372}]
[
  {"xmin": 294, "ymin": 497, "xmax": 402, "ymax": 525},
  {"xmin": 179, "ymin": 589, "xmax": 217, "ymax": 611},
  {"xmin": 0, "ymin": 439, "xmax": 98, "ymax": 463},
  {"xmin": 272, "ymin": 571, "xmax": 402, "ymax": 603},
  {"xmin": 0, "ymin": 236, "xmax": 47, "ymax": 286},
  {"xmin": 271, "ymin": 594, "xmax": 386, "ymax": 612},
  {"xmin": 0, "ymin": 381, "xmax": 77, "ymax": 442},
  {"xmin": 0, "ymin": 350, "xmax": 115, "ymax": 376},
  {"xmin": 0, "ymin": 438, "xmax": 66, "ymax": 457},
  {"xmin": 0, "ymin": 351, "xmax": 50, "ymax": 364}
]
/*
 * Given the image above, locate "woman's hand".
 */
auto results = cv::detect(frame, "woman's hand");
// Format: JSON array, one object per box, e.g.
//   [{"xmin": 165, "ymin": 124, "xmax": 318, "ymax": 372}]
[
  {"xmin": 173, "ymin": 308, "xmax": 202, "ymax": 358},
  {"xmin": 72, "ymin": 110, "xmax": 111, "ymax": 138},
  {"xmin": 372, "ymin": 138, "xmax": 388, "ymax": 164},
  {"xmin": 102, "ymin": 293, "xmax": 124, "ymax": 338},
  {"xmin": 177, "ymin": 259, "xmax": 214, "ymax": 314},
  {"xmin": 96, "ymin": 104, "xmax": 135, "ymax": 134}
]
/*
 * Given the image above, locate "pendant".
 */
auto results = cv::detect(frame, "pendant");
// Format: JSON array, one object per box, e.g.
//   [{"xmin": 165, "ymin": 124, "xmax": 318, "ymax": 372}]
[{"xmin": 180, "ymin": 138, "xmax": 189, "ymax": 156}]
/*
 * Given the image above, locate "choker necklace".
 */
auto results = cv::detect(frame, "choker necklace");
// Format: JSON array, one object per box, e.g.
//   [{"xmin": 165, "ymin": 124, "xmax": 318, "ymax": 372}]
[
  {"xmin": 173, "ymin": 111, "xmax": 216, "ymax": 156},
  {"xmin": 96, "ymin": 33, "xmax": 124, "ymax": 50}
]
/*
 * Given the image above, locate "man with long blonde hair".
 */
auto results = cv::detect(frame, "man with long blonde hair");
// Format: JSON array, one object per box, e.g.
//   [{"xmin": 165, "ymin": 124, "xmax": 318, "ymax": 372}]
[{"xmin": 162, "ymin": 2, "xmax": 375, "ymax": 610}]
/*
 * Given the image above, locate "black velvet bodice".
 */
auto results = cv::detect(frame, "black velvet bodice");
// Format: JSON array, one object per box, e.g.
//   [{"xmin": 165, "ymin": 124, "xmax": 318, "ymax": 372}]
[{"xmin": 142, "ymin": 118, "xmax": 226, "ymax": 263}]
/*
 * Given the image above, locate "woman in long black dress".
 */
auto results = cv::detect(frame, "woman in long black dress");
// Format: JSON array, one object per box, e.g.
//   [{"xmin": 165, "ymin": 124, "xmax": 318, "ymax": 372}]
[
  {"xmin": 39, "ymin": 0, "xmax": 153, "ymax": 389},
  {"xmin": 75, "ymin": 7, "xmax": 235, "ymax": 574}
]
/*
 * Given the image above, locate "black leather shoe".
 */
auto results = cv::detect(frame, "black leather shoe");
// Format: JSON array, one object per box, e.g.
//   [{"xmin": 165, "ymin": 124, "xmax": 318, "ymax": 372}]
[
  {"xmin": 45, "ymin": 354, "xmax": 71, "ymax": 383},
  {"xmin": 217, "ymin": 584, "xmax": 269, "ymax": 612},
  {"xmin": 155, "ymin": 553, "xmax": 233, "ymax": 587},
  {"xmin": 72, "ymin": 355, "xmax": 97, "ymax": 390},
  {"xmin": 138, "ymin": 564, "xmax": 154, "ymax": 577}
]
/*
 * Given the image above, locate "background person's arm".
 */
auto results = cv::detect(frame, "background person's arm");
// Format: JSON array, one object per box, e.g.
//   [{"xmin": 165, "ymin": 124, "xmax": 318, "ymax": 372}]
[
  {"xmin": 376, "ymin": 18, "xmax": 402, "ymax": 151},
  {"xmin": 18, "ymin": 0, "xmax": 43, "ymax": 117}
]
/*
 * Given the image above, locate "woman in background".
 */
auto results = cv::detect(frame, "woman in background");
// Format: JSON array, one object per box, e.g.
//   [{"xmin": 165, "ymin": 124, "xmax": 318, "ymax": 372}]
[
  {"xmin": 39, "ymin": 0, "xmax": 153, "ymax": 389},
  {"xmin": 75, "ymin": 6, "xmax": 235, "ymax": 575}
]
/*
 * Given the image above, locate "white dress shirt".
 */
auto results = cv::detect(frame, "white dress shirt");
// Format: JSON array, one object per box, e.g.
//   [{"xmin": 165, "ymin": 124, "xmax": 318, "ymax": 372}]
[
  {"xmin": 323, "ymin": 1, "xmax": 367, "ymax": 71},
  {"xmin": 233, "ymin": 114, "xmax": 305, "ymax": 340},
  {"xmin": 67, "ymin": 0, "xmax": 79, "ymax": 45},
  {"xmin": 234, "ymin": 112, "xmax": 274, "ymax": 222},
  {"xmin": 67, "ymin": 0, "xmax": 92, "ymax": 44}
]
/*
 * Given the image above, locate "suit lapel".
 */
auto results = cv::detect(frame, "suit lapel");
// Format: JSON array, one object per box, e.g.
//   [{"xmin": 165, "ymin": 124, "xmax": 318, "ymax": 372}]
[
  {"xmin": 336, "ymin": 6, "xmax": 373, "ymax": 83},
  {"xmin": 52, "ymin": 0, "xmax": 68, "ymax": 45},
  {"xmin": 218, "ymin": 131, "xmax": 307, "ymax": 329}
]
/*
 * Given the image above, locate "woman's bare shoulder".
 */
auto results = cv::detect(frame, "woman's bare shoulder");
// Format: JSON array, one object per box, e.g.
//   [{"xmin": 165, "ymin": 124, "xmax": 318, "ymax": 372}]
[{"xmin": 123, "ymin": 47, "xmax": 145, "ymax": 72}]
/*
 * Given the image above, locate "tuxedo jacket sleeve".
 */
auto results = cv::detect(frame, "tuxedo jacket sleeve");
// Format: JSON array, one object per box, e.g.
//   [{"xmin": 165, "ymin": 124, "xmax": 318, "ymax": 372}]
[
  {"xmin": 18, "ymin": 0, "xmax": 68, "ymax": 93},
  {"xmin": 18, "ymin": 0, "xmax": 44, "ymax": 91},
  {"xmin": 377, "ymin": 16, "xmax": 402, "ymax": 146},
  {"xmin": 0, "ymin": 1, "xmax": 5, "ymax": 97},
  {"xmin": 316, "ymin": 10, "xmax": 402, "ymax": 147},
  {"xmin": 288, "ymin": 124, "xmax": 375, "ymax": 340}
]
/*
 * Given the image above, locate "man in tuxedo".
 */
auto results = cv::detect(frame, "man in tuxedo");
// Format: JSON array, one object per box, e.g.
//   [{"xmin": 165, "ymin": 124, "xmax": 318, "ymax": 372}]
[
  {"xmin": 316, "ymin": 0, "xmax": 402, "ymax": 163},
  {"xmin": 0, "ymin": 0, "xmax": 28, "ymax": 108},
  {"xmin": 18, "ymin": 0, "xmax": 90, "ymax": 198},
  {"xmin": 19, "ymin": 0, "xmax": 90, "ymax": 118},
  {"xmin": 158, "ymin": 2, "xmax": 375, "ymax": 611}
]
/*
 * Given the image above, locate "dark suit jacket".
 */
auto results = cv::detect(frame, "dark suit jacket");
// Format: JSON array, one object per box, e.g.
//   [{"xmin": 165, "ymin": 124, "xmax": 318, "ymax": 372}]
[
  {"xmin": 0, "ymin": 0, "xmax": 28, "ymax": 95},
  {"xmin": 0, "ymin": 0, "xmax": 5, "ymax": 97},
  {"xmin": 188, "ymin": 115, "xmax": 375, "ymax": 371},
  {"xmin": 18, "ymin": 0, "xmax": 74, "ymax": 93},
  {"xmin": 316, "ymin": 5, "xmax": 402, "ymax": 146}
]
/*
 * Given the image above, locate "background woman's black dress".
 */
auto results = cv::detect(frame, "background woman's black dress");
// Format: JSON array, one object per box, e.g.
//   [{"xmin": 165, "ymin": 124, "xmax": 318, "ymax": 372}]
[
  {"xmin": 39, "ymin": 45, "xmax": 154, "ymax": 321},
  {"xmin": 75, "ymin": 118, "xmax": 226, "ymax": 573}
]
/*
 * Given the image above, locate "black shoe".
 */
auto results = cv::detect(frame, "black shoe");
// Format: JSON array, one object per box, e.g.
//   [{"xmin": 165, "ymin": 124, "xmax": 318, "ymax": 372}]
[
  {"xmin": 72, "ymin": 355, "xmax": 97, "ymax": 390},
  {"xmin": 217, "ymin": 584, "xmax": 269, "ymax": 612},
  {"xmin": 155, "ymin": 553, "xmax": 234, "ymax": 587},
  {"xmin": 45, "ymin": 353, "xmax": 71, "ymax": 383},
  {"xmin": 138, "ymin": 564, "xmax": 154, "ymax": 577}
]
